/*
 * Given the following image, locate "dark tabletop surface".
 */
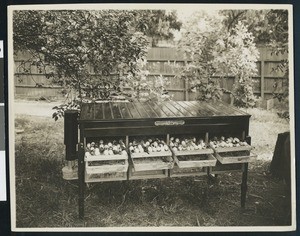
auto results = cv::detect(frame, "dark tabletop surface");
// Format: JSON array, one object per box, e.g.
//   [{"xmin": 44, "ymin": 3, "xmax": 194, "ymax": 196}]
[{"xmin": 79, "ymin": 101, "xmax": 250, "ymax": 121}]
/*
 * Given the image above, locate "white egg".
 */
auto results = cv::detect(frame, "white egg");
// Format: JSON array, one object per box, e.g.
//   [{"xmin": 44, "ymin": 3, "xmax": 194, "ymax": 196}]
[
  {"xmin": 94, "ymin": 148, "xmax": 100, "ymax": 155},
  {"xmin": 108, "ymin": 150, "xmax": 114, "ymax": 155}
]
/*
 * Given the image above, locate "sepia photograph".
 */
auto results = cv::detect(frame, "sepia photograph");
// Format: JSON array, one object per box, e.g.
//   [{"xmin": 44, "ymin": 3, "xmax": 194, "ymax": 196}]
[{"xmin": 8, "ymin": 4, "xmax": 295, "ymax": 231}]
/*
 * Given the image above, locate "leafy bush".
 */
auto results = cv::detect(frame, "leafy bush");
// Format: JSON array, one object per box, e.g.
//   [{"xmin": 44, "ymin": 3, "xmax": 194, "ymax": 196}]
[{"xmin": 177, "ymin": 11, "xmax": 259, "ymax": 107}]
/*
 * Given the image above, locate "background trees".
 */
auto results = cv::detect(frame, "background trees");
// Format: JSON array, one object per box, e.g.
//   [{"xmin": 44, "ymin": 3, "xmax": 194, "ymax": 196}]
[
  {"xmin": 13, "ymin": 10, "xmax": 181, "ymax": 119},
  {"xmin": 177, "ymin": 10, "xmax": 259, "ymax": 107},
  {"xmin": 13, "ymin": 8, "xmax": 289, "ymax": 116}
]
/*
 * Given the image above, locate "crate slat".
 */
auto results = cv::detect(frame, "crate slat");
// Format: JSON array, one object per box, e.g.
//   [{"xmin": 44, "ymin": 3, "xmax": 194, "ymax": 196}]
[
  {"xmin": 128, "ymin": 168, "xmax": 168, "ymax": 180},
  {"xmin": 210, "ymin": 144, "xmax": 252, "ymax": 153},
  {"xmin": 130, "ymin": 150, "xmax": 172, "ymax": 159},
  {"xmin": 85, "ymin": 171, "xmax": 127, "ymax": 183},
  {"xmin": 85, "ymin": 161, "xmax": 128, "ymax": 174},
  {"xmin": 132, "ymin": 158, "xmax": 174, "ymax": 171},
  {"xmin": 85, "ymin": 153, "xmax": 128, "ymax": 161},
  {"xmin": 172, "ymin": 148, "xmax": 214, "ymax": 156},
  {"xmin": 215, "ymin": 151, "xmax": 257, "ymax": 164},
  {"xmin": 174, "ymin": 153, "xmax": 217, "ymax": 168}
]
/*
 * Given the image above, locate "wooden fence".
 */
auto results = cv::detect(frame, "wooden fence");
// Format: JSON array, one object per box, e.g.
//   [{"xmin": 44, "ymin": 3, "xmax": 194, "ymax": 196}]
[{"xmin": 14, "ymin": 46, "xmax": 288, "ymax": 101}]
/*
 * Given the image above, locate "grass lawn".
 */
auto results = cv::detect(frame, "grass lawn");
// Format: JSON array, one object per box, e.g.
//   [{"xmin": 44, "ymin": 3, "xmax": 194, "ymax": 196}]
[{"xmin": 14, "ymin": 108, "xmax": 291, "ymax": 228}]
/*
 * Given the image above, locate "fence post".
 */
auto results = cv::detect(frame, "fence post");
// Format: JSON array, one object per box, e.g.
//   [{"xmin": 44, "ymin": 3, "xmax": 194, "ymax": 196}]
[
  {"xmin": 260, "ymin": 60, "xmax": 265, "ymax": 99},
  {"xmin": 184, "ymin": 79, "xmax": 189, "ymax": 101}
]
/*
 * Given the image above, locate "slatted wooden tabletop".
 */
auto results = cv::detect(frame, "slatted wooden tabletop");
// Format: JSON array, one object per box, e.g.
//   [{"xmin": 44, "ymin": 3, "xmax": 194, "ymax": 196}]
[{"xmin": 80, "ymin": 101, "xmax": 250, "ymax": 121}]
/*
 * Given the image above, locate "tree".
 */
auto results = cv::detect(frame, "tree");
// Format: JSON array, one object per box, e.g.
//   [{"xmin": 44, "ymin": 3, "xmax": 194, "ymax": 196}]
[
  {"xmin": 213, "ymin": 21, "xmax": 259, "ymax": 107},
  {"xmin": 13, "ymin": 10, "xmax": 150, "ymax": 120},
  {"xmin": 221, "ymin": 9, "xmax": 289, "ymax": 107},
  {"xmin": 176, "ymin": 11, "xmax": 225, "ymax": 101},
  {"xmin": 133, "ymin": 10, "xmax": 182, "ymax": 46},
  {"xmin": 177, "ymin": 11, "xmax": 259, "ymax": 107}
]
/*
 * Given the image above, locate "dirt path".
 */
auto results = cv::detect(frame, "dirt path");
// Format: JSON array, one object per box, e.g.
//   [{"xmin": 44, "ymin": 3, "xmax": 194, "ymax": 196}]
[{"xmin": 13, "ymin": 100, "xmax": 61, "ymax": 117}]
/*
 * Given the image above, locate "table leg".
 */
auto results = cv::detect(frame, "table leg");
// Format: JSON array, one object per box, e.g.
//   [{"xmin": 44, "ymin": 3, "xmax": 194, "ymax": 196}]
[
  {"xmin": 78, "ymin": 143, "xmax": 85, "ymax": 219},
  {"xmin": 241, "ymin": 162, "xmax": 248, "ymax": 208},
  {"xmin": 241, "ymin": 136, "xmax": 251, "ymax": 208}
]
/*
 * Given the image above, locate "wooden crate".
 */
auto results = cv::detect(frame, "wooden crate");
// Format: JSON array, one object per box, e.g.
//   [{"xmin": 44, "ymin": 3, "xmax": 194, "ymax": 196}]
[
  {"xmin": 128, "ymin": 166, "xmax": 168, "ymax": 180},
  {"xmin": 210, "ymin": 144, "xmax": 256, "ymax": 164},
  {"xmin": 214, "ymin": 151, "xmax": 257, "ymax": 164},
  {"xmin": 173, "ymin": 153, "xmax": 216, "ymax": 169},
  {"xmin": 85, "ymin": 153, "xmax": 128, "ymax": 182},
  {"xmin": 130, "ymin": 149, "xmax": 174, "ymax": 172}
]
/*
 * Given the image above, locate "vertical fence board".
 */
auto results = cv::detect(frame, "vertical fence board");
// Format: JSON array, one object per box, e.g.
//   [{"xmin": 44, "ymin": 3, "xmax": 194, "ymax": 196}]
[{"xmin": 14, "ymin": 47, "xmax": 288, "ymax": 100}]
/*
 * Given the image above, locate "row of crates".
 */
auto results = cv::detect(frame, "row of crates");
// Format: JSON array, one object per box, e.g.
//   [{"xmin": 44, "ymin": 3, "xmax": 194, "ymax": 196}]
[{"xmin": 84, "ymin": 136, "xmax": 256, "ymax": 183}]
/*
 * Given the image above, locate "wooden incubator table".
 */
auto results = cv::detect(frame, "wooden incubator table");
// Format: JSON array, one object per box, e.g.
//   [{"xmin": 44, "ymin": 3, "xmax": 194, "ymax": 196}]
[{"xmin": 64, "ymin": 101, "xmax": 257, "ymax": 219}]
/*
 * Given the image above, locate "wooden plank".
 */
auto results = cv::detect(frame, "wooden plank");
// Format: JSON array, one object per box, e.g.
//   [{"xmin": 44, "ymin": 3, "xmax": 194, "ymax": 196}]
[
  {"xmin": 172, "ymin": 101, "xmax": 195, "ymax": 116},
  {"xmin": 261, "ymin": 60, "xmax": 265, "ymax": 99},
  {"xmin": 130, "ymin": 150, "xmax": 172, "ymax": 159},
  {"xmin": 132, "ymin": 158, "xmax": 174, "ymax": 171},
  {"xmin": 188, "ymin": 101, "xmax": 215, "ymax": 116},
  {"xmin": 210, "ymin": 102, "xmax": 241, "ymax": 116},
  {"xmin": 118, "ymin": 102, "xmax": 132, "ymax": 119},
  {"xmin": 147, "ymin": 101, "xmax": 168, "ymax": 118},
  {"xmin": 174, "ymin": 154, "xmax": 217, "ymax": 168},
  {"xmin": 162, "ymin": 101, "xmax": 185, "ymax": 117},
  {"xmin": 133, "ymin": 102, "xmax": 150, "ymax": 118},
  {"xmin": 204, "ymin": 102, "xmax": 227, "ymax": 116},
  {"xmin": 85, "ymin": 171, "xmax": 127, "ymax": 183},
  {"xmin": 152, "ymin": 101, "xmax": 176, "ymax": 117},
  {"xmin": 172, "ymin": 148, "xmax": 213, "ymax": 156},
  {"xmin": 142, "ymin": 102, "xmax": 159, "ymax": 118},
  {"xmin": 182, "ymin": 101, "xmax": 212, "ymax": 116},
  {"xmin": 85, "ymin": 162, "xmax": 128, "ymax": 174},
  {"xmin": 101, "ymin": 103, "xmax": 112, "ymax": 120},
  {"xmin": 85, "ymin": 153, "xmax": 128, "ymax": 161},
  {"xmin": 176, "ymin": 101, "xmax": 198, "ymax": 116},
  {"xmin": 211, "ymin": 145, "xmax": 252, "ymax": 153},
  {"xmin": 111, "ymin": 103, "xmax": 122, "ymax": 119},
  {"xmin": 94, "ymin": 103, "xmax": 104, "ymax": 120},
  {"xmin": 215, "ymin": 152, "xmax": 257, "ymax": 164},
  {"xmin": 128, "ymin": 169, "xmax": 168, "ymax": 180},
  {"xmin": 126, "ymin": 102, "xmax": 141, "ymax": 119}
]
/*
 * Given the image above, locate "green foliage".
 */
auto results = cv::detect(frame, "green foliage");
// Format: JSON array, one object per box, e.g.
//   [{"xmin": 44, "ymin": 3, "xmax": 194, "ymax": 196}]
[
  {"xmin": 221, "ymin": 9, "xmax": 289, "ymax": 108},
  {"xmin": 121, "ymin": 59, "xmax": 171, "ymax": 102},
  {"xmin": 14, "ymin": 10, "xmax": 179, "ymax": 120},
  {"xmin": 177, "ymin": 11, "xmax": 224, "ymax": 102},
  {"xmin": 213, "ymin": 21, "xmax": 259, "ymax": 107},
  {"xmin": 177, "ymin": 11, "xmax": 259, "ymax": 107},
  {"xmin": 133, "ymin": 10, "xmax": 182, "ymax": 46}
]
